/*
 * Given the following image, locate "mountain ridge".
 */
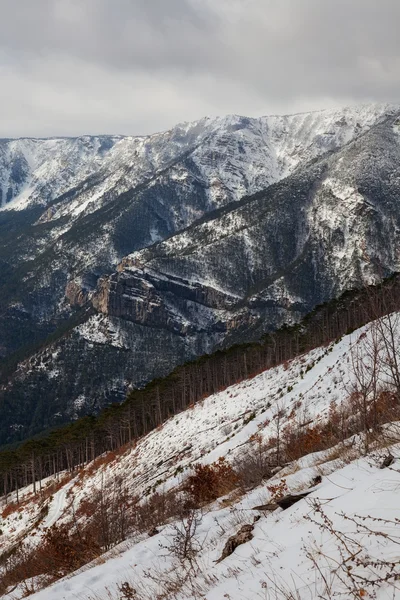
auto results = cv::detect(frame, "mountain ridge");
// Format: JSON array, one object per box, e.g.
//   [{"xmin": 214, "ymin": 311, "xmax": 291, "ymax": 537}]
[{"xmin": 1, "ymin": 103, "xmax": 400, "ymax": 445}]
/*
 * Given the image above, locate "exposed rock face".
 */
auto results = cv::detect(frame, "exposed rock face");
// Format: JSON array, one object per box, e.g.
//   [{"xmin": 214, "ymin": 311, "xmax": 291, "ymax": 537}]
[
  {"xmin": 65, "ymin": 280, "xmax": 89, "ymax": 308},
  {"xmin": 276, "ymin": 492, "xmax": 312, "ymax": 510},
  {"xmin": 93, "ymin": 267, "xmax": 256, "ymax": 337},
  {"xmin": 1, "ymin": 104, "xmax": 400, "ymax": 445},
  {"xmin": 216, "ymin": 524, "xmax": 255, "ymax": 563}
]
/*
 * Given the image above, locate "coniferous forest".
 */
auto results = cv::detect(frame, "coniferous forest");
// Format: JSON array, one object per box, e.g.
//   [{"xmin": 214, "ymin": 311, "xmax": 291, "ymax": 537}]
[{"xmin": 1, "ymin": 274, "xmax": 400, "ymax": 501}]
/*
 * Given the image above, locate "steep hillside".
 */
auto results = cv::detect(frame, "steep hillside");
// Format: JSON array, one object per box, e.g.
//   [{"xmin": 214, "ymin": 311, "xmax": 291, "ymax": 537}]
[
  {"xmin": 1, "ymin": 104, "xmax": 398, "ymax": 445},
  {"xmin": 117, "ymin": 108, "xmax": 400, "ymax": 330},
  {"xmin": 2, "ymin": 313, "xmax": 400, "ymax": 599},
  {"xmin": 2, "ymin": 106, "xmax": 388, "ymax": 329}
]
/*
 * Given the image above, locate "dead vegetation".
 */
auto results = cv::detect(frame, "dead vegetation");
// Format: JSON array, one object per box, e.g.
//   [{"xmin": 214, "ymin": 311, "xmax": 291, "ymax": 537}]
[
  {"xmin": 302, "ymin": 499, "xmax": 400, "ymax": 599},
  {"xmin": 183, "ymin": 457, "xmax": 238, "ymax": 506}
]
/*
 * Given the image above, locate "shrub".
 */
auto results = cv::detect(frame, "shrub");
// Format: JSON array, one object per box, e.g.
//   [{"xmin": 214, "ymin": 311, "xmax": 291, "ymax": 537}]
[
  {"xmin": 267, "ymin": 479, "xmax": 288, "ymax": 501},
  {"xmin": 283, "ymin": 424, "xmax": 325, "ymax": 461},
  {"xmin": 134, "ymin": 491, "xmax": 183, "ymax": 532},
  {"xmin": 1, "ymin": 502, "xmax": 19, "ymax": 519},
  {"xmin": 38, "ymin": 524, "xmax": 100, "ymax": 577},
  {"xmin": 0, "ymin": 523, "xmax": 100, "ymax": 595},
  {"xmin": 183, "ymin": 458, "xmax": 238, "ymax": 506}
]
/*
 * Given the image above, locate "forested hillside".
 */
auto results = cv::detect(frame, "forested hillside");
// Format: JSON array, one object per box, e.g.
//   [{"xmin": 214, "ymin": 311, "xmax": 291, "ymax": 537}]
[
  {"xmin": 2, "ymin": 105, "xmax": 400, "ymax": 444},
  {"xmin": 1, "ymin": 274, "xmax": 400, "ymax": 500},
  {"xmin": 2, "ymin": 275, "xmax": 400, "ymax": 599}
]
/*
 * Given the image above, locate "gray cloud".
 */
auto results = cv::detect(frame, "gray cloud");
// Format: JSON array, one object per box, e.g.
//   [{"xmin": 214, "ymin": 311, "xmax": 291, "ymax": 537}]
[{"xmin": 0, "ymin": 0, "xmax": 399, "ymax": 136}]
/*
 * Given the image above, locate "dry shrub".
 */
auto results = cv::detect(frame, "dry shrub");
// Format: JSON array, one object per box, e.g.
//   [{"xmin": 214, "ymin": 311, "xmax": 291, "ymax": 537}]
[
  {"xmin": 374, "ymin": 390, "xmax": 400, "ymax": 423},
  {"xmin": 1, "ymin": 501, "xmax": 21, "ymax": 519},
  {"xmin": 75, "ymin": 479, "xmax": 185, "ymax": 542},
  {"xmin": 76, "ymin": 496, "xmax": 98, "ymax": 519},
  {"xmin": 1, "ymin": 491, "xmax": 36, "ymax": 518},
  {"xmin": 267, "ymin": 479, "xmax": 288, "ymax": 501},
  {"xmin": 280, "ymin": 394, "xmax": 374, "ymax": 464},
  {"xmin": 38, "ymin": 524, "xmax": 100, "ymax": 577},
  {"xmin": 80, "ymin": 476, "xmax": 135, "ymax": 551},
  {"xmin": 276, "ymin": 387, "xmax": 400, "ymax": 468},
  {"xmin": 135, "ymin": 490, "xmax": 184, "ymax": 532},
  {"xmin": 0, "ymin": 523, "xmax": 100, "ymax": 595},
  {"xmin": 1, "ymin": 478, "xmax": 176, "ymax": 595},
  {"xmin": 118, "ymin": 582, "xmax": 138, "ymax": 599},
  {"xmin": 183, "ymin": 458, "xmax": 238, "ymax": 506},
  {"xmin": 283, "ymin": 424, "xmax": 326, "ymax": 462}
]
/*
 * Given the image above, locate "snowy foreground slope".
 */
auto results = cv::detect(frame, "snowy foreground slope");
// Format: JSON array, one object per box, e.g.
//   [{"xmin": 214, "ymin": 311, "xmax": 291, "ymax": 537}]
[
  {"xmin": 25, "ymin": 456, "xmax": 400, "ymax": 600},
  {"xmin": 2, "ymin": 316, "xmax": 400, "ymax": 599}
]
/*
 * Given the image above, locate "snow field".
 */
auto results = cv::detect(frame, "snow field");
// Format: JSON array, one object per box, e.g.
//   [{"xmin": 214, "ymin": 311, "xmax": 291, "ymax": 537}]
[{"xmin": 2, "ymin": 313, "xmax": 400, "ymax": 598}]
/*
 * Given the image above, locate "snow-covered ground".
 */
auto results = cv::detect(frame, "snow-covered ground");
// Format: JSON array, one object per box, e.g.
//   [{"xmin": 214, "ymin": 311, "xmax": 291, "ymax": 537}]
[
  {"xmin": 2, "ymin": 314, "xmax": 400, "ymax": 599},
  {"xmin": 24, "ymin": 450, "xmax": 400, "ymax": 600}
]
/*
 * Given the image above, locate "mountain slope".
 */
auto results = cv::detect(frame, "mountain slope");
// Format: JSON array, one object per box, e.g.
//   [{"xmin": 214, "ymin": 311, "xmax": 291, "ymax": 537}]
[
  {"xmin": 0, "ymin": 104, "xmax": 399, "ymax": 445},
  {"xmin": 2, "ymin": 314, "xmax": 400, "ymax": 599},
  {"xmin": 106, "ymin": 109, "xmax": 400, "ymax": 337}
]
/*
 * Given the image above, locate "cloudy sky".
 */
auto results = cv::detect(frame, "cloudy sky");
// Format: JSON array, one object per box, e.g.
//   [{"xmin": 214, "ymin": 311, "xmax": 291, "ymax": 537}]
[{"xmin": 1, "ymin": 0, "xmax": 399, "ymax": 137}]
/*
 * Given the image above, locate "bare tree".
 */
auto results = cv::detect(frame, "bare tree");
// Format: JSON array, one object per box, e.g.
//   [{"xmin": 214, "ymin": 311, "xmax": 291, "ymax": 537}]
[
  {"xmin": 376, "ymin": 310, "xmax": 400, "ymax": 402},
  {"xmin": 166, "ymin": 509, "xmax": 203, "ymax": 568},
  {"xmin": 348, "ymin": 326, "xmax": 382, "ymax": 453},
  {"xmin": 272, "ymin": 401, "xmax": 286, "ymax": 466}
]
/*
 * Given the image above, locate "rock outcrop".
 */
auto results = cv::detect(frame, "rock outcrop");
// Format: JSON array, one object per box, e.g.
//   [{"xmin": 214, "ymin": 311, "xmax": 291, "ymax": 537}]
[{"xmin": 215, "ymin": 524, "xmax": 255, "ymax": 563}]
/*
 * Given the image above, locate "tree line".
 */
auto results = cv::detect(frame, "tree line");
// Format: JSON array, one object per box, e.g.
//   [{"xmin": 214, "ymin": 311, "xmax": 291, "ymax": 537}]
[{"xmin": 2, "ymin": 274, "xmax": 400, "ymax": 501}]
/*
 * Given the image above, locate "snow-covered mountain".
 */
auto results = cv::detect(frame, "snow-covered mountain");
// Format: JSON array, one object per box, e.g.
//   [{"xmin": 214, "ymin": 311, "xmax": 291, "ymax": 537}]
[
  {"xmin": 0, "ymin": 136, "xmax": 122, "ymax": 211},
  {"xmin": 1, "ymin": 104, "xmax": 391, "ymax": 216},
  {"xmin": 112, "ymin": 105, "xmax": 400, "ymax": 339},
  {"xmin": 1, "ymin": 103, "xmax": 400, "ymax": 445}
]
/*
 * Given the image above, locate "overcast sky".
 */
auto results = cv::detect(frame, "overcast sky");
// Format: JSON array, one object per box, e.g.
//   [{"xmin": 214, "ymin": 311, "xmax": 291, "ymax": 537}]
[{"xmin": 1, "ymin": 0, "xmax": 399, "ymax": 137}]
